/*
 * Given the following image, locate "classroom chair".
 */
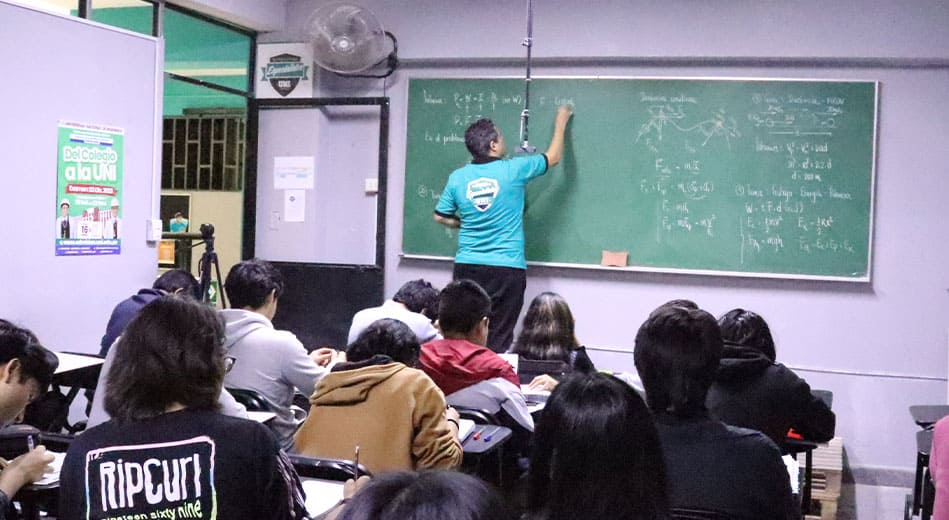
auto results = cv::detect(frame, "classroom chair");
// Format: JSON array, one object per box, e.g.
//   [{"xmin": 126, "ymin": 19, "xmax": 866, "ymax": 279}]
[
  {"xmin": 910, "ymin": 429, "xmax": 935, "ymax": 520},
  {"xmin": 226, "ymin": 387, "xmax": 273, "ymax": 411},
  {"xmin": 454, "ymin": 406, "xmax": 501, "ymax": 426},
  {"xmin": 288, "ymin": 454, "xmax": 371, "ymax": 482},
  {"xmin": 226, "ymin": 387, "xmax": 307, "ymax": 424}
]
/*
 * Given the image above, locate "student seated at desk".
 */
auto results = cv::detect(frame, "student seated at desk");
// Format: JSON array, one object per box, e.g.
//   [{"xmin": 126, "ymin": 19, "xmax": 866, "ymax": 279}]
[
  {"xmin": 61, "ymin": 298, "xmax": 308, "ymax": 520},
  {"xmin": 0, "ymin": 320, "xmax": 58, "ymax": 516},
  {"xmin": 97, "ymin": 269, "xmax": 199, "ymax": 358},
  {"xmin": 527, "ymin": 372, "xmax": 667, "ymax": 520},
  {"xmin": 420, "ymin": 280, "xmax": 533, "ymax": 433},
  {"xmin": 88, "ymin": 288, "xmax": 247, "ymax": 429},
  {"xmin": 706, "ymin": 308, "xmax": 835, "ymax": 451},
  {"xmin": 635, "ymin": 304, "xmax": 795, "ymax": 519},
  {"xmin": 221, "ymin": 259, "xmax": 337, "ymax": 451},
  {"xmin": 294, "ymin": 319, "xmax": 462, "ymax": 474},
  {"xmin": 347, "ymin": 279, "xmax": 441, "ymax": 344},
  {"xmin": 510, "ymin": 292, "xmax": 595, "ymax": 387}
]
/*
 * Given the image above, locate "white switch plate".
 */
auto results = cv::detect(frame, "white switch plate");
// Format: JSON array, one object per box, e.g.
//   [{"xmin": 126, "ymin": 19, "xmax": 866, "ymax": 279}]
[
  {"xmin": 270, "ymin": 211, "xmax": 281, "ymax": 230},
  {"xmin": 146, "ymin": 219, "xmax": 163, "ymax": 242},
  {"xmin": 364, "ymin": 178, "xmax": 378, "ymax": 193}
]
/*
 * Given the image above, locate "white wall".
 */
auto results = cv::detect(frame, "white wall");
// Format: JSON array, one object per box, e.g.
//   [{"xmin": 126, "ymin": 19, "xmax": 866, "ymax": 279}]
[
  {"xmin": 0, "ymin": 2, "xmax": 163, "ymax": 355},
  {"xmin": 260, "ymin": 0, "xmax": 949, "ymax": 475},
  {"xmin": 275, "ymin": 0, "xmax": 949, "ymax": 61}
]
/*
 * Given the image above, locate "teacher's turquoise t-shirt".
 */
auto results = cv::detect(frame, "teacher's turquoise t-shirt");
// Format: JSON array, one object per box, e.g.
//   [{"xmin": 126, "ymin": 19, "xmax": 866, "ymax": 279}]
[{"xmin": 435, "ymin": 154, "xmax": 548, "ymax": 269}]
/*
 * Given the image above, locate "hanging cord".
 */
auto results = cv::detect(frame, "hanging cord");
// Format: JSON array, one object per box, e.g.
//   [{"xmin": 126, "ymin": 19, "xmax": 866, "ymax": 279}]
[{"xmin": 518, "ymin": 0, "xmax": 536, "ymax": 153}]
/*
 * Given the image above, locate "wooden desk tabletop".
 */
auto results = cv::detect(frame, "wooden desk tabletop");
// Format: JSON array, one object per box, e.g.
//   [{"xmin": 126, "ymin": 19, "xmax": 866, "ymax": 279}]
[{"xmin": 910, "ymin": 405, "xmax": 949, "ymax": 429}]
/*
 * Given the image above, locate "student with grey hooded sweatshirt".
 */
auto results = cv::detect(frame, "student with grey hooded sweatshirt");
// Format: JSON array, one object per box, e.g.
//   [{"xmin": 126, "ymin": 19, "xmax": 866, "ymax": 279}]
[{"xmin": 221, "ymin": 259, "xmax": 337, "ymax": 451}]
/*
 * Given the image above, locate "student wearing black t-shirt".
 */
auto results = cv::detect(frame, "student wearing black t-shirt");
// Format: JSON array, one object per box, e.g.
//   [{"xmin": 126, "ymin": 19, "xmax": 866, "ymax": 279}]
[{"xmin": 60, "ymin": 297, "xmax": 307, "ymax": 520}]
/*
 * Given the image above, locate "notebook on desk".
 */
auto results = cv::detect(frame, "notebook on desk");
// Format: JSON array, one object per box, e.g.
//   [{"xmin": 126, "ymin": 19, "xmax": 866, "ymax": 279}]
[
  {"xmin": 520, "ymin": 385, "xmax": 550, "ymax": 404},
  {"xmin": 521, "ymin": 385, "xmax": 551, "ymax": 414},
  {"xmin": 21, "ymin": 450, "xmax": 65, "ymax": 487},
  {"xmin": 302, "ymin": 478, "xmax": 344, "ymax": 517},
  {"xmin": 458, "ymin": 419, "xmax": 476, "ymax": 442}
]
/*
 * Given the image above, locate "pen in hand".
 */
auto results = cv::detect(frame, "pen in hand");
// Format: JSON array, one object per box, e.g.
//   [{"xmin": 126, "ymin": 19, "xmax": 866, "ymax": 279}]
[{"xmin": 353, "ymin": 445, "xmax": 360, "ymax": 480}]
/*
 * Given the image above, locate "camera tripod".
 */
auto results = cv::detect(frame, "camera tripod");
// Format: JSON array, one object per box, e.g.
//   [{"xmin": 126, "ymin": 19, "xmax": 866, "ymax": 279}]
[
  {"xmin": 195, "ymin": 223, "xmax": 227, "ymax": 307},
  {"xmin": 163, "ymin": 223, "xmax": 228, "ymax": 307}
]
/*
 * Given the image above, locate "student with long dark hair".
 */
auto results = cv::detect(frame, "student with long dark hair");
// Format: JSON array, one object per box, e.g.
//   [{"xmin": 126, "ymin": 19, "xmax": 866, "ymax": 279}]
[
  {"xmin": 707, "ymin": 308, "xmax": 835, "ymax": 450},
  {"xmin": 634, "ymin": 305, "xmax": 794, "ymax": 519},
  {"xmin": 511, "ymin": 292, "xmax": 595, "ymax": 373},
  {"xmin": 527, "ymin": 372, "xmax": 668, "ymax": 520},
  {"xmin": 337, "ymin": 470, "xmax": 514, "ymax": 520},
  {"xmin": 60, "ymin": 297, "xmax": 308, "ymax": 520}
]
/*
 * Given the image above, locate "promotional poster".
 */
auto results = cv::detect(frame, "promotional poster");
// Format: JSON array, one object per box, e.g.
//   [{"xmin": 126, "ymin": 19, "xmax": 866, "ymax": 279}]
[{"xmin": 56, "ymin": 120, "xmax": 124, "ymax": 256}]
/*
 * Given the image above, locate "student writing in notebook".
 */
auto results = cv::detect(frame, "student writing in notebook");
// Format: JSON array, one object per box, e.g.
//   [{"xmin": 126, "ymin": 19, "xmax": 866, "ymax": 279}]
[{"xmin": 0, "ymin": 320, "xmax": 58, "ymax": 517}]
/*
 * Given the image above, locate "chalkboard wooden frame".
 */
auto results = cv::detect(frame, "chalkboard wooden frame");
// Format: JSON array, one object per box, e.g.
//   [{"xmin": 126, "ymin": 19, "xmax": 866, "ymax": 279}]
[{"xmin": 402, "ymin": 76, "xmax": 878, "ymax": 282}]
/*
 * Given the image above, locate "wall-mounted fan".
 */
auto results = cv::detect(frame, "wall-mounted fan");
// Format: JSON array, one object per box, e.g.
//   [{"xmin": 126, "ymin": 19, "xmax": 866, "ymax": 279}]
[{"xmin": 304, "ymin": 2, "xmax": 398, "ymax": 78}]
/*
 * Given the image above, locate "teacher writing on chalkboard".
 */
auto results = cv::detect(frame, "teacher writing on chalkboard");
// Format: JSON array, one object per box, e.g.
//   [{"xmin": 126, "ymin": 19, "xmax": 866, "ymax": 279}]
[{"xmin": 433, "ymin": 106, "xmax": 573, "ymax": 353}]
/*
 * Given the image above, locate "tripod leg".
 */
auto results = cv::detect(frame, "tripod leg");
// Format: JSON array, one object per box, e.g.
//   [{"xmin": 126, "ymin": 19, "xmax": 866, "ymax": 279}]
[
  {"xmin": 211, "ymin": 252, "xmax": 228, "ymax": 308},
  {"xmin": 198, "ymin": 250, "xmax": 213, "ymax": 304}
]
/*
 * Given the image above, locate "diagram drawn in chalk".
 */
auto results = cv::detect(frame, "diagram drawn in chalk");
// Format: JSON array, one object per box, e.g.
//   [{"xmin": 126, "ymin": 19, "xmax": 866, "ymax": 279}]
[{"xmin": 636, "ymin": 106, "xmax": 740, "ymax": 149}]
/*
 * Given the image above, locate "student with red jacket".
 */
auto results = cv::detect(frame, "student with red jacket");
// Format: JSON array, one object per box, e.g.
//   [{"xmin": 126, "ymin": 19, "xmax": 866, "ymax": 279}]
[{"xmin": 420, "ymin": 280, "xmax": 533, "ymax": 433}]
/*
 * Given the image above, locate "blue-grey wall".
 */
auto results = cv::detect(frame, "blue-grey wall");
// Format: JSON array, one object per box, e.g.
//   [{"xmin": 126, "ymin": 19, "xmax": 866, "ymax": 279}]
[{"xmin": 259, "ymin": 0, "xmax": 949, "ymax": 475}]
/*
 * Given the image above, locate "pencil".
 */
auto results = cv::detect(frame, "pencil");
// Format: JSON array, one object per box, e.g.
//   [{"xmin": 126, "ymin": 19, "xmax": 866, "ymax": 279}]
[{"xmin": 353, "ymin": 446, "xmax": 360, "ymax": 480}]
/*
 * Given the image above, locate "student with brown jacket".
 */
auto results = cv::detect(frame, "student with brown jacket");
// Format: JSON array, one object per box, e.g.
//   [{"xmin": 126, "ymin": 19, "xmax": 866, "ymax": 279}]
[{"xmin": 294, "ymin": 319, "xmax": 463, "ymax": 474}]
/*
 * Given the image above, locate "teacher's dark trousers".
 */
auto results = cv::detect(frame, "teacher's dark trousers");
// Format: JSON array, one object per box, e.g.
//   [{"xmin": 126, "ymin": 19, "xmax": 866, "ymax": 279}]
[{"xmin": 453, "ymin": 263, "xmax": 527, "ymax": 353}]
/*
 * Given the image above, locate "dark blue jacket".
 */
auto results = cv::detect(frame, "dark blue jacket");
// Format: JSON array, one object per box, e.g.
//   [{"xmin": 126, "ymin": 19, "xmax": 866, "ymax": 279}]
[{"xmin": 98, "ymin": 288, "xmax": 163, "ymax": 357}]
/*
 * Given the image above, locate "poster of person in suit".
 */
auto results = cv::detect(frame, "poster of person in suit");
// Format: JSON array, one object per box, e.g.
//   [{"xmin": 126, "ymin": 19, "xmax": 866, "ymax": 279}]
[{"xmin": 57, "ymin": 198, "xmax": 73, "ymax": 239}]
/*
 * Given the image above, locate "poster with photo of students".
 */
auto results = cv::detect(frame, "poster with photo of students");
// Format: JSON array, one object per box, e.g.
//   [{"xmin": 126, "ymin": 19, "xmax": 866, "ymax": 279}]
[{"xmin": 55, "ymin": 120, "xmax": 124, "ymax": 256}]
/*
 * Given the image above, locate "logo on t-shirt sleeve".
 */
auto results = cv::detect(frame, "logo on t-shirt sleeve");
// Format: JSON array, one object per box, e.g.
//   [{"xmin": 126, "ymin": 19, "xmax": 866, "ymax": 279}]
[
  {"xmin": 83, "ymin": 436, "xmax": 217, "ymax": 519},
  {"xmin": 466, "ymin": 178, "xmax": 500, "ymax": 212}
]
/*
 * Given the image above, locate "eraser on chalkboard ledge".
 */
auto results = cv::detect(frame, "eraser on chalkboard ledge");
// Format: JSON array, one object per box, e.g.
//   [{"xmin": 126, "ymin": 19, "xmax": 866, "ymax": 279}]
[{"xmin": 601, "ymin": 250, "xmax": 628, "ymax": 267}]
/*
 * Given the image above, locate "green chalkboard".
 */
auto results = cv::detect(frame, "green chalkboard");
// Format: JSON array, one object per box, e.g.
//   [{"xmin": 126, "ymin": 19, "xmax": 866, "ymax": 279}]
[{"xmin": 403, "ymin": 77, "xmax": 877, "ymax": 280}]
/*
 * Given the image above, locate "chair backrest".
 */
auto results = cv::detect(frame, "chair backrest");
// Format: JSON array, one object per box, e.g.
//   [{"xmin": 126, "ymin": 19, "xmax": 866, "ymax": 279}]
[
  {"xmin": 669, "ymin": 508, "xmax": 734, "ymax": 520},
  {"xmin": 288, "ymin": 454, "xmax": 372, "ymax": 481},
  {"xmin": 454, "ymin": 406, "xmax": 500, "ymax": 425},
  {"xmin": 516, "ymin": 358, "xmax": 571, "ymax": 385},
  {"xmin": 226, "ymin": 387, "xmax": 275, "ymax": 412}
]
